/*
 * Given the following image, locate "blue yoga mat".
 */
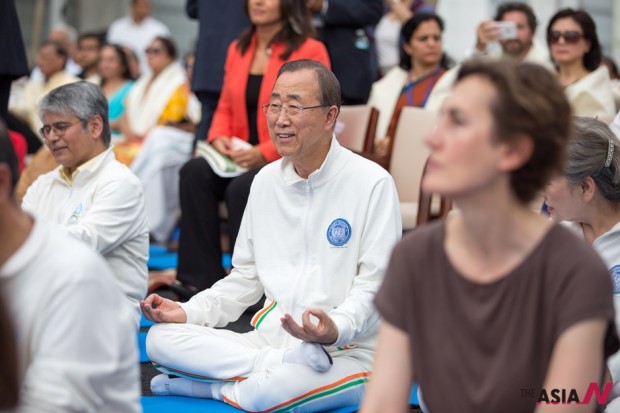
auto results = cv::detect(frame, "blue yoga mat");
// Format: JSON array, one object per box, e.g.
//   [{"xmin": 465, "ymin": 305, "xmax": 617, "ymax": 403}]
[
  {"xmin": 410, "ymin": 383, "xmax": 420, "ymax": 406},
  {"xmin": 142, "ymin": 396, "xmax": 243, "ymax": 412},
  {"xmin": 140, "ymin": 314, "xmax": 155, "ymax": 329},
  {"xmin": 147, "ymin": 252, "xmax": 178, "ymax": 270},
  {"xmin": 149, "ymin": 245, "xmax": 169, "ymax": 256},
  {"xmin": 148, "ymin": 247, "xmax": 232, "ymax": 271},
  {"xmin": 141, "ymin": 396, "xmax": 358, "ymax": 413},
  {"xmin": 138, "ymin": 331, "xmax": 149, "ymax": 363}
]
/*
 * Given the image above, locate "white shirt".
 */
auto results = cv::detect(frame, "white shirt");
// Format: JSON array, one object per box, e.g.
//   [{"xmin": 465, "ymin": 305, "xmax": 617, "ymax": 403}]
[
  {"xmin": 0, "ymin": 219, "xmax": 140, "ymax": 412},
  {"xmin": 21, "ymin": 148, "xmax": 149, "ymax": 326},
  {"xmin": 375, "ymin": 15, "xmax": 403, "ymax": 76},
  {"xmin": 9, "ymin": 70, "xmax": 80, "ymax": 132},
  {"xmin": 107, "ymin": 15, "xmax": 170, "ymax": 75},
  {"xmin": 565, "ymin": 66, "xmax": 616, "ymax": 120}
]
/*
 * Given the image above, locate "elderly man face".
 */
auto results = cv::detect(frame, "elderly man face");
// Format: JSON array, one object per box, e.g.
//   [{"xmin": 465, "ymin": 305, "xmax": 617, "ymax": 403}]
[{"xmin": 265, "ymin": 68, "xmax": 338, "ymax": 178}]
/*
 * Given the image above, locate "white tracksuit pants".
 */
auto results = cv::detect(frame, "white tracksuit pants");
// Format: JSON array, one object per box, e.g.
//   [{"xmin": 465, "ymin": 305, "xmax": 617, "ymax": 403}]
[{"xmin": 147, "ymin": 323, "xmax": 373, "ymax": 412}]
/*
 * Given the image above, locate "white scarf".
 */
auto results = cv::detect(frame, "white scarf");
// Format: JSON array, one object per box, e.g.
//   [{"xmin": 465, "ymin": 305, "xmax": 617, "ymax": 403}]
[{"xmin": 125, "ymin": 62, "xmax": 187, "ymax": 136}]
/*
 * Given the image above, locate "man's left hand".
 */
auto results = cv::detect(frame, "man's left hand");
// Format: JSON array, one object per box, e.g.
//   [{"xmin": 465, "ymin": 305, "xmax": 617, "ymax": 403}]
[{"xmin": 281, "ymin": 309, "xmax": 338, "ymax": 345}]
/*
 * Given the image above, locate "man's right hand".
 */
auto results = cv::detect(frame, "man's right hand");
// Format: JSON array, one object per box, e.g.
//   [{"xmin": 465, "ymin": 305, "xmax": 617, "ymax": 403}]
[
  {"xmin": 476, "ymin": 20, "xmax": 501, "ymax": 51},
  {"xmin": 140, "ymin": 294, "xmax": 187, "ymax": 323}
]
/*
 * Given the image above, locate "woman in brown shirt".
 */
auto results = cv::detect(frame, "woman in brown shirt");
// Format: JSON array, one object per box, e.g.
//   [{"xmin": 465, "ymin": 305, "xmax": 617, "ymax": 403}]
[{"xmin": 361, "ymin": 60, "xmax": 619, "ymax": 413}]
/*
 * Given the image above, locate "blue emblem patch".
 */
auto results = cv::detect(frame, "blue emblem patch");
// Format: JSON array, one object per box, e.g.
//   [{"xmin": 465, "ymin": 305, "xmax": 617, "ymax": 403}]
[
  {"xmin": 611, "ymin": 265, "xmax": 620, "ymax": 294},
  {"xmin": 327, "ymin": 218, "xmax": 351, "ymax": 247},
  {"xmin": 68, "ymin": 202, "xmax": 83, "ymax": 225}
]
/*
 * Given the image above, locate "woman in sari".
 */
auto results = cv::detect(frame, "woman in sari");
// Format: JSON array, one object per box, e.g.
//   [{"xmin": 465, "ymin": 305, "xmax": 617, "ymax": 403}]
[
  {"xmin": 98, "ymin": 43, "xmax": 134, "ymax": 141},
  {"xmin": 115, "ymin": 36, "xmax": 189, "ymax": 165},
  {"xmin": 368, "ymin": 12, "xmax": 451, "ymax": 158}
]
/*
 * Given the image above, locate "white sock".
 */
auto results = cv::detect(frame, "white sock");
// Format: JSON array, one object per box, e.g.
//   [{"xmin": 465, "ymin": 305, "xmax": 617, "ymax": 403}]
[
  {"xmin": 283, "ymin": 342, "xmax": 333, "ymax": 372},
  {"xmin": 150, "ymin": 374, "xmax": 213, "ymax": 398}
]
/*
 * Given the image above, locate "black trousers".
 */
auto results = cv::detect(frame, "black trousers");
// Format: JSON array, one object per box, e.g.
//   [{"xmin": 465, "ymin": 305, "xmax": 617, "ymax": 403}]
[
  {"xmin": 194, "ymin": 91, "xmax": 220, "ymax": 147},
  {"xmin": 0, "ymin": 75, "xmax": 11, "ymax": 120},
  {"xmin": 176, "ymin": 157, "xmax": 263, "ymax": 291}
]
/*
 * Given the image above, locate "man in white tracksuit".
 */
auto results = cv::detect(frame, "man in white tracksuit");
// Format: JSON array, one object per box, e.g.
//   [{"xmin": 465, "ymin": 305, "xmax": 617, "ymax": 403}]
[{"xmin": 142, "ymin": 59, "xmax": 402, "ymax": 412}]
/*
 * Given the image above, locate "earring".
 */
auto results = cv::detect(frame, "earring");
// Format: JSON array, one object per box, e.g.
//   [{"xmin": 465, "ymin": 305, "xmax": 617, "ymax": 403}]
[{"xmin": 289, "ymin": 16, "xmax": 302, "ymax": 35}]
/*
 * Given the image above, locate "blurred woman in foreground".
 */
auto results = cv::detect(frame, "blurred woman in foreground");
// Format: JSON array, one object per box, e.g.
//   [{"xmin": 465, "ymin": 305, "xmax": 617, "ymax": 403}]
[{"xmin": 361, "ymin": 60, "xmax": 619, "ymax": 413}]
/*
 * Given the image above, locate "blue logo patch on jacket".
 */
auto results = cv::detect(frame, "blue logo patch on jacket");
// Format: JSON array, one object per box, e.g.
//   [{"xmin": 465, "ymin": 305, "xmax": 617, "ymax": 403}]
[
  {"xmin": 68, "ymin": 202, "xmax": 83, "ymax": 224},
  {"xmin": 327, "ymin": 218, "xmax": 351, "ymax": 247}
]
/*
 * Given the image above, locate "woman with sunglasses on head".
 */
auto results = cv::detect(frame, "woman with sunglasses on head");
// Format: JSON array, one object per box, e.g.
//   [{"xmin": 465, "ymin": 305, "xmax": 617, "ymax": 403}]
[
  {"xmin": 547, "ymin": 8, "xmax": 615, "ymax": 119},
  {"xmin": 172, "ymin": 0, "xmax": 330, "ymax": 297},
  {"xmin": 115, "ymin": 36, "xmax": 190, "ymax": 165}
]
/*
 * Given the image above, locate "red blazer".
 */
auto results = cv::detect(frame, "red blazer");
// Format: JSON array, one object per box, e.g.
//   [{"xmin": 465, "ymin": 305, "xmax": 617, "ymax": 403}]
[{"xmin": 208, "ymin": 35, "xmax": 331, "ymax": 162}]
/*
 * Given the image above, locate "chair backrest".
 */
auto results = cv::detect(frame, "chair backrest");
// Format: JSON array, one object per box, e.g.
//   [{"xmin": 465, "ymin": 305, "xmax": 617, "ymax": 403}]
[
  {"xmin": 388, "ymin": 107, "xmax": 438, "ymax": 204},
  {"xmin": 416, "ymin": 157, "xmax": 452, "ymax": 226},
  {"xmin": 335, "ymin": 105, "xmax": 378, "ymax": 153}
]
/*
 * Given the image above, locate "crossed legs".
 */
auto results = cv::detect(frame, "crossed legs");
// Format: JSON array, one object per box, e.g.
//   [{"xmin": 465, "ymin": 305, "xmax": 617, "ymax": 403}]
[{"xmin": 146, "ymin": 323, "xmax": 370, "ymax": 412}]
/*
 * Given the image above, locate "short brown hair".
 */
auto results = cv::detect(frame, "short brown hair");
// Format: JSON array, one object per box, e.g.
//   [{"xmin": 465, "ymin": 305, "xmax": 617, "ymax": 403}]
[{"xmin": 456, "ymin": 60, "xmax": 572, "ymax": 203}]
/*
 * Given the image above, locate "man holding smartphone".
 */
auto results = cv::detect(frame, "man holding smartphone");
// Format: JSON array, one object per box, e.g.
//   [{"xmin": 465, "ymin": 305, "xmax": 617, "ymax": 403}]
[
  {"xmin": 425, "ymin": 3, "xmax": 552, "ymax": 112},
  {"xmin": 474, "ymin": 2, "xmax": 551, "ymax": 67}
]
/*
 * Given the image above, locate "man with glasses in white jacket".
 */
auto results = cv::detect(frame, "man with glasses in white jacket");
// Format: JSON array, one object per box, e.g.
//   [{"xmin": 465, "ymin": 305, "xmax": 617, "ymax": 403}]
[
  {"xmin": 142, "ymin": 59, "xmax": 402, "ymax": 412},
  {"xmin": 21, "ymin": 81, "xmax": 148, "ymax": 328}
]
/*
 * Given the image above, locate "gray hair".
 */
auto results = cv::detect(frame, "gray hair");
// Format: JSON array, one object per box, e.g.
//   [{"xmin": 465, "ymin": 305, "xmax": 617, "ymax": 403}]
[
  {"xmin": 565, "ymin": 116, "xmax": 620, "ymax": 203},
  {"xmin": 39, "ymin": 81, "xmax": 111, "ymax": 147},
  {"xmin": 51, "ymin": 23, "xmax": 78, "ymax": 44},
  {"xmin": 277, "ymin": 59, "xmax": 341, "ymax": 110}
]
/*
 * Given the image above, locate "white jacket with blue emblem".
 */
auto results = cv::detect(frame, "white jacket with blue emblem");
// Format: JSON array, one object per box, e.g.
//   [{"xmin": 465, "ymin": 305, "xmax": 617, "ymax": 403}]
[{"xmin": 180, "ymin": 137, "xmax": 402, "ymax": 366}]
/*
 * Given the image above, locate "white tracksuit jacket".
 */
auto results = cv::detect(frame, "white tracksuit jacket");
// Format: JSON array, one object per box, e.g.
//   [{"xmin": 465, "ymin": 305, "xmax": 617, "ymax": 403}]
[{"xmin": 181, "ymin": 137, "xmax": 402, "ymax": 359}]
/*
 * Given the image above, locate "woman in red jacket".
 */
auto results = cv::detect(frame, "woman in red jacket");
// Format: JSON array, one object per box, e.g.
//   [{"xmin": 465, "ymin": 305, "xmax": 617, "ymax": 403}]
[{"xmin": 173, "ymin": 0, "xmax": 330, "ymax": 295}]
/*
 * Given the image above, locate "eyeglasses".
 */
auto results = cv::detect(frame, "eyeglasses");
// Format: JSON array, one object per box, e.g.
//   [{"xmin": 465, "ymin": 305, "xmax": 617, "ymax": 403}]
[
  {"xmin": 40, "ymin": 120, "xmax": 81, "ymax": 139},
  {"xmin": 548, "ymin": 31, "xmax": 584, "ymax": 45},
  {"xmin": 145, "ymin": 47, "xmax": 164, "ymax": 55},
  {"xmin": 262, "ymin": 103, "xmax": 328, "ymax": 118}
]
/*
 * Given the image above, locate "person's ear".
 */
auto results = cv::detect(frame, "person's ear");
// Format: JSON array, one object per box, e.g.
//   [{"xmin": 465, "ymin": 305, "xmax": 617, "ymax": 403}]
[
  {"xmin": 324, "ymin": 106, "xmax": 339, "ymax": 131},
  {"xmin": 89, "ymin": 115, "xmax": 104, "ymax": 138},
  {"xmin": 402, "ymin": 41, "xmax": 413, "ymax": 58},
  {"xmin": 580, "ymin": 176, "xmax": 596, "ymax": 203},
  {"xmin": 497, "ymin": 134, "xmax": 534, "ymax": 172}
]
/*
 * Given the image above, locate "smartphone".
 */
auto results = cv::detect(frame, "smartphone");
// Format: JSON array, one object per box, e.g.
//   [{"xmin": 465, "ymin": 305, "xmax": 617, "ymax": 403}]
[{"xmin": 495, "ymin": 21, "xmax": 518, "ymax": 40}]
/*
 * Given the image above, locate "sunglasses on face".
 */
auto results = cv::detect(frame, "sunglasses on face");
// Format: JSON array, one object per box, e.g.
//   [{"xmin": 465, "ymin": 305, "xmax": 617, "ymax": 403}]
[
  {"xmin": 145, "ymin": 47, "xmax": 164, "ymax": 55},
  {"xmin": 548, "ymin": 30, "xmax": 583, "ymax": 45}
]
